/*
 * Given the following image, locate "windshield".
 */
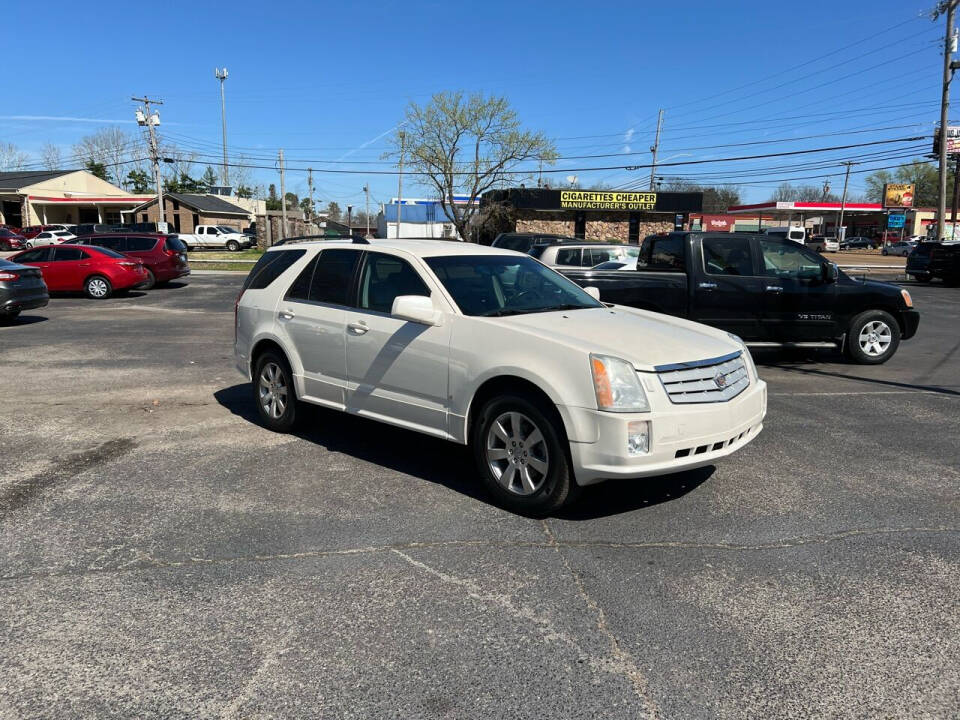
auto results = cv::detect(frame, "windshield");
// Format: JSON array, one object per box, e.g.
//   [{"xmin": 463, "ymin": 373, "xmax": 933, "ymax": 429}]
[{"xmin": 425, "ymin": 255, "xmax": 603, "ymax": 317}]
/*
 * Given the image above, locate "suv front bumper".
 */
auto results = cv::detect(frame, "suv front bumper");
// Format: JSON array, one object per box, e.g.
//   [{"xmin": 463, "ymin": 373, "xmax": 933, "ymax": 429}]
[{"xmin": 562, "ymin": 379, "xmax": 767, "ymax": 485}]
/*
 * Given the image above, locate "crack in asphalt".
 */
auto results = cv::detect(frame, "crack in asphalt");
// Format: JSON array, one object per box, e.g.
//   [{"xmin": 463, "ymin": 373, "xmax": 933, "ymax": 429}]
[
  {"xmin": 541, "ymin": 519, "xmax": 661, "ymax": 719},
  {"xmin": 0, "ymin": 526, "xmax": 956, "ymax": 584}
]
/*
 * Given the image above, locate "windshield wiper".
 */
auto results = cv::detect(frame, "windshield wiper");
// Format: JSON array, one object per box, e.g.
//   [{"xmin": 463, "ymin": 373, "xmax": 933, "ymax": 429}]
[
  {"xmin": 481, "ymin": 304, "xmax": 593, "ymax": 317},
  {"xmin": 480, "ymin": 308, "xmax": 533, "ymax": 317}
]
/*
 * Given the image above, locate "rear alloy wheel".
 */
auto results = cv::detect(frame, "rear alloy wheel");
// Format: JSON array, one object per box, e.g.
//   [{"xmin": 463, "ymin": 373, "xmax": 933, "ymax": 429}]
[
  {"xmin": 141, "ymin": 268, "xmax": 156, "ymax": 290},
  {"xmin": 253, "ymin": 351, "xmax": 299, "ymax": 432},
  {"xmin": 472, "ymin": 393, "xmax": 578, "ymax": 516},
  {"xmin": 226, "ymin": 240, "xmax": 240, "ymax": 252},
  {"xmin": 84, "ymin": 275, "xmax": 112, "ymax": 299},
  {"xmin": 847, "ymin": 310, "xmax": 900, "ymax": 365}
]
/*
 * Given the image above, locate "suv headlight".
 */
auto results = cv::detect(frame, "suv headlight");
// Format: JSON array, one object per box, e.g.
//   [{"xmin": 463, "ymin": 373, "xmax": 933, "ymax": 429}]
[
  {"xmin": 727, "ymin": 332, "xmax": 757, "ymax": 381},
  {"xmin": 590, "ymin": 354, "xmax": 650, "ymax": 412}
]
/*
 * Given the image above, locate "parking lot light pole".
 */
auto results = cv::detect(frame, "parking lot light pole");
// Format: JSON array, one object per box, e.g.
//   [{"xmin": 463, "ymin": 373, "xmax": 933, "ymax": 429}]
[{"xmin": 214, "ymin": 68, "xmax": 229, "ymax": 186}]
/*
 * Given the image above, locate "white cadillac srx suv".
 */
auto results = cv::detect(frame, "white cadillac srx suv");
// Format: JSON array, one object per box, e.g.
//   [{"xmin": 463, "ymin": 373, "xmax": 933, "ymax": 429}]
[{"xmin": 235, "ymin": 239, "xmax": 767, "ymax": 515}]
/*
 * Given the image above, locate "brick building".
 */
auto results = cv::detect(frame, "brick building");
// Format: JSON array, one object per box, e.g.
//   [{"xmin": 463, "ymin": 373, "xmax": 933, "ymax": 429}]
[
  {"xmin": 481, "ymin": 188, "xmax": 703, "ymax": 243},
  {"xmin": 129, "ymin": 193, "xmax": 251, "ymax": 233}
]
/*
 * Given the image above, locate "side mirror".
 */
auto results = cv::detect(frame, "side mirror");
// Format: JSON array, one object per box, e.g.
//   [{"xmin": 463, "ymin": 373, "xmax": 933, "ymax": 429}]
[
  {"xmin": 583, "ymin": 286, "xmax": 601, "ymax": 301},
  {"xmin": 392, "ymin": 295, "xmax": 441, "ymax": 326},
  {"xmin": 823, "ymin": 262, "xmax": 839, "ymax": 283}
]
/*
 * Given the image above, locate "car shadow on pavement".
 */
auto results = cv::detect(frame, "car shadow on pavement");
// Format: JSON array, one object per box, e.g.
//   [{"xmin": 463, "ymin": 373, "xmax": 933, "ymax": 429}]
[
  {"xmin": 214, "ymin": 383, "xmax": 711, "ymax": 519},
  {"xmin": 772, "ymin": 364, "xmax": 960, "ymax": 396},
  {"xmin": 1, "ymin": 314, "xmax": 47, "ymax": 326}
]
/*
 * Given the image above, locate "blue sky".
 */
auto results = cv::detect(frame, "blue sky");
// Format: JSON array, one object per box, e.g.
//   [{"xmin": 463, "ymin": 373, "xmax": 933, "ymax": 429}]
[{"xmin": 2, "ymin": 0, "xmax": 950, "ymax": 208}]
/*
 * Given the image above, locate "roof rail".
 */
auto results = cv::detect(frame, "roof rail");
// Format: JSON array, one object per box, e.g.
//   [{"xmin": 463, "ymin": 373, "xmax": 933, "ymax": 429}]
[{"xmin": 272, "ymin": 234, "xmax": 372, "ymax": 247}]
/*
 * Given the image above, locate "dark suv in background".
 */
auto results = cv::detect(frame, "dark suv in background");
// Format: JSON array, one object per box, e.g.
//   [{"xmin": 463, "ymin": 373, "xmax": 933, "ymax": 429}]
[
  {"xmin": 490, "ymin": 232, "xmax": 579, "ymax": 253},
  {"xmin": 72, "ymin": 234, "xmax": 190, "ymax": 289}
]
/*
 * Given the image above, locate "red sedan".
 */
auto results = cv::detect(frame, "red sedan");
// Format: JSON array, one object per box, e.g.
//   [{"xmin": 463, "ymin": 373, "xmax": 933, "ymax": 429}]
[{"xmin": 9, "ymin": 244, "xmax": 149, "ymax": 299}]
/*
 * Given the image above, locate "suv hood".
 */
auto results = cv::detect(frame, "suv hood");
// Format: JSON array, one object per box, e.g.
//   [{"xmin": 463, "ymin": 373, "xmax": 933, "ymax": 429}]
[{"xmin": 491, "ymin": 306, "xmax": 740, "ymax": 372}]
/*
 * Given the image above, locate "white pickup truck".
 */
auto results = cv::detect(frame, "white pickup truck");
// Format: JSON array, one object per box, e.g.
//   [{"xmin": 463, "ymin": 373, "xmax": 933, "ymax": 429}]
[{"xmin": 178, "ymin": 225, "xmax": 254, "ymax": 252}]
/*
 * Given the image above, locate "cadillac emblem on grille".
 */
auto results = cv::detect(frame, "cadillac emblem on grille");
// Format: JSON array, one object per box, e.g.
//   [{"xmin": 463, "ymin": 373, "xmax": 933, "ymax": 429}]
[{"xmin": 713, "ymin": 371, "xmax": 727, "ymax": 389}]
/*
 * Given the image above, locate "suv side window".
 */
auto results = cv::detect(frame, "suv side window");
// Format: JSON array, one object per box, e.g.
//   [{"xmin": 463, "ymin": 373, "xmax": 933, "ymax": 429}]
[
  {"xmin": 357, "ymin": 252, "xmax": 430, "ymax": 314},
  {"xmin": 88, "ymin": 235, "xmax": 124, "ymax": 252},
  {"xmin": 555, "ymin": 248, "xmax": 582, "ymax": 266},
  {"xmin": 245, "ymin": 249, "xmax": 307, "ymax": 292},
  {"xmin": 126, "ymin": 236, "xmax": 157, "ymax": 252},
  {"xmin": 759, "ymin": 238, "xmax": 823, "ymax": 280},
  {"xmin": 298, "ymin": 249, "xmax": 362, "ymax": 305},
  {"xmin": 702, "ymin": 237, "xmax": 754, "ymax": 276}
]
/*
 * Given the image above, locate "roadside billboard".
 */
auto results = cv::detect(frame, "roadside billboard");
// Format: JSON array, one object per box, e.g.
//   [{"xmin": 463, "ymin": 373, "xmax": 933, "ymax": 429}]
[
  {"xmin": 882, "ymin": 183, "xmax": 915, "ymax": 208},
  {"xmin": 933, "ymin": 125, "xmax": 960, "ymax": 155}
]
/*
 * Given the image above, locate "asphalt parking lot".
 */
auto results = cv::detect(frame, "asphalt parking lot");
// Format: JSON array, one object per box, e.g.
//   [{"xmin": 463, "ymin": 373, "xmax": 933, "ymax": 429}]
[{"xmin": 1, "ymin": 273, "xmax": 958, "ymax": 719}]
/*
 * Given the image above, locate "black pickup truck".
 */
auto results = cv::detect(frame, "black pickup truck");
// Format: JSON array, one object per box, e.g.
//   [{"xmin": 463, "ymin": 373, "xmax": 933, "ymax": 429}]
[
  {"xmin": 926, "ymin": 242, "xmax": 960, "ymax": 285},
  {"xmin": 560, "ymin": 231, "xmax": 919, "ymax": 364}
]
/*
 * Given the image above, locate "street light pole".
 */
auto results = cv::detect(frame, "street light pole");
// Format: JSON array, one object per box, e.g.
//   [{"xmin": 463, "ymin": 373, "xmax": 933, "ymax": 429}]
[
  {"xmin": 133, "ymin": 96, "xmax": 164, "ymax": 226},
  {"xmin": 649, "ymin": 109, "xmax": 664, "ymax": 191},
  {"xmin": 215, "ymin": 68, "xmax": 229, "ymax": 186}
]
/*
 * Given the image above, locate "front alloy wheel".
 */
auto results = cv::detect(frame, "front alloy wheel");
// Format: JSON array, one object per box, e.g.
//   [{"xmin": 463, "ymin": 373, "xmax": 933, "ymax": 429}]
[
  {"xmin": 486, "ymin": 411, "xmax": 550, "ymax": 496},
  {"xmin": 472, "ymin": 393, "xmax": 577, "ymax": 516},
  {"xmin": 847, "ymin": 310, "xmax": 901, "ymax": 365}
]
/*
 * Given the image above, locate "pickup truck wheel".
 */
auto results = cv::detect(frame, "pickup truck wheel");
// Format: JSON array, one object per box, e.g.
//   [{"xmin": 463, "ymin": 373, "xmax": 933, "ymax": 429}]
[
  {"xmin": 471, "ymin": 394, "xmax": 578, "ymax": 516},
  {"xmin": 847, "ymin": 310, "xmax": 900, "ymax": 365},
  {"xmin": 253, "ymin": 351, "xmax": 299, "ymax": 432},
  {"xmin": 226, "ymin": 240, "xmax": 240, "ymax": 252},
  {"xmin": 0, "ymin": 311, "xmax": 20, "ymax": 325}
]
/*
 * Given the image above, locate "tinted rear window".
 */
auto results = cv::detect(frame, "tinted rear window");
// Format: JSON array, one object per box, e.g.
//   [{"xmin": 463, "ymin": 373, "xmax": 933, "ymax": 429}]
[
  {"xmin": 915, "ymin": 243, "xmax": 940, "ymax": 255},
  {"xmin": 93, "ymin": 247, "xmax": 127, "ymax": 259},
  {"xmin": 243, "ymin": 249, "xmax": 307, "ymax": 291},
  {"xmin": 308, "ymin": 249, "xmax": 362, "ymax": 305},
  {"xmin": 528, "ymin": 245, "xmax": 548, "ymax": 259},
  {"xmin": 640, "ymin": 236, "xmax": 685, "ymax": 271},
  {"xmin": 164, "ymin": 236, "xmax": 187, "ymax": 252}
]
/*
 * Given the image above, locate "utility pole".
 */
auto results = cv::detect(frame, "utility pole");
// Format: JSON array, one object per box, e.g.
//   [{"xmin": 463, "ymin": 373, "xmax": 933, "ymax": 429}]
[
  {"xmin": 837, "ymin": 161, "xmax": 853, "ymax": 240},
  {"xmin": 132, "ymin": 96, "xmax": 164, "ymax": 225},
  {"xmin": 538, "ymin": 156, "xmax": 543, "ymax": 188},
  {"xmin": 307, "ymin": 168, "xmax": 314, "ymax": 223},
  {"xmin": 364, "ymin": 183, "xmax": 371, "ymax": 237},
  {"xmin": 278, "ymin": 149, "xmax": 287, "ymax": 240},
  {"xmin": 347, "ymin": 205, "xmax": 353, "ymax": 239},
  {"xmin": 396, "ymin": 130, "xmax": 406, "ymax": 238},
  {"xmin": 937, "ymin": 1, "xmax": 960, "ymax": 239},
  {"xmin": 214, "ymin": 68, "xmax": 229, "ymax": 185},
  {"xmin": 649, "ymin": 108, "xmax": 664, "ymax": 191}
]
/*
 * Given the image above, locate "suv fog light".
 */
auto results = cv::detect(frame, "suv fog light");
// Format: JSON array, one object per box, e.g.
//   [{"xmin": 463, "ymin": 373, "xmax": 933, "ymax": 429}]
[{"xmin": 627, "ymin": 421, "xmax": 650, "ymax": 455}]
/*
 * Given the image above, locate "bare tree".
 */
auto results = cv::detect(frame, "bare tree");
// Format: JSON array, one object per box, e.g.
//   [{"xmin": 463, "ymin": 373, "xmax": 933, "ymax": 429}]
[
  {"xmin": 229, "ymin": 152, "xmax": 253, "ymax": 191},
  {"xmin": 39, "ymin": 143, "xmax": 63, "ymax": 170},
  {"xmin": 72, "ymin": 127, "xmax": 137, "ymax": 183},
  {"xmin": 0, "ymin": 142, "xmax": 29, "ymax": 171},
  {"xmin": 387, "ymin": 91, "xmax": 556, "ymax": 240}
]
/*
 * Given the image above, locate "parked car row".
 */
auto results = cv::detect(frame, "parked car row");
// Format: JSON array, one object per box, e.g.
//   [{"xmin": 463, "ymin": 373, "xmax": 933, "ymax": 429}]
[{"xmin": 0, "ymin": 233, "xmax": 190, "ymax": 321}]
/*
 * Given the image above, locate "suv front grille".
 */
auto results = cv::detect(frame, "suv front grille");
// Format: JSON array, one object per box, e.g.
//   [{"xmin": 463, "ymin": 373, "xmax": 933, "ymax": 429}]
[{"xmin": 656, "ymin": 351, "xmax": 749, "ymax": 404}]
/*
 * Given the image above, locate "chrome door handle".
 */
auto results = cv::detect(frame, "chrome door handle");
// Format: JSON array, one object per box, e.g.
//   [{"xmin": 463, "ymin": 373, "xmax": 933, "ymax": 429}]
[
  {"xmin": 279, "ymin": 310, "xmax": 295, "ymax": 320},
  {"xmin": 698, "ymin": 282, "xmax": 717, "ymax": 289},
  {"xmin": 347, "ymin": 321, "xmax": 369, "ymax": 335},
  {"xmin": 765, "ymin": 285, "xmax": 784, "ymax": 293}
]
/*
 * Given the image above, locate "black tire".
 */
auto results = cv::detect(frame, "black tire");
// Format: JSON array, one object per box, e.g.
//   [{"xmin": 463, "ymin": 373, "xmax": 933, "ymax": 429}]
[
  {"xmin": 84, "ymin": 275, "xmax": 113, "ymax": 299},
  {"xmin": 226, "ymin": 240, "xmax": 240, "ymax": 252},
  {"xmin": 846, "ymin": 309, "xmax": 901, "ymax": 365},
  {"xmin": 914, "ymin": 273, "xmax": 932, "ymax": 283},
  {"xmin": 0, "ymin": 311, "xmax": 20, "ymax": 325},
  {"xmin": 252, "ymin": 350, "xmax": 299, "ymax": 432},
  {"xmin": 471, "ymin": 393, "xmax": 578, "ymax": 516},
  {"xmin": 141, "ymin": 268, "xmax": 156, "ymax": 290}
]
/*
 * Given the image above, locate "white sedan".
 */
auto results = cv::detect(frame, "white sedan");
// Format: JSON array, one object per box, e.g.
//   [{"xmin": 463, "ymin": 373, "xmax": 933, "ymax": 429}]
[
  {"xmin": 234, "ymin": 240, "xmax": 767, "ymax": 514},
  {"xmin": 27, "ymin": 231, "xmax": 75, "ymax": 248}
]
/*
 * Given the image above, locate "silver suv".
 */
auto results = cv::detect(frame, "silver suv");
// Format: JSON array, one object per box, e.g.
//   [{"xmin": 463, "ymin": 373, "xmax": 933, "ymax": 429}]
[{"xmin": 529, "ymin": 242, "xmax": 640, "ymax": 269}]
